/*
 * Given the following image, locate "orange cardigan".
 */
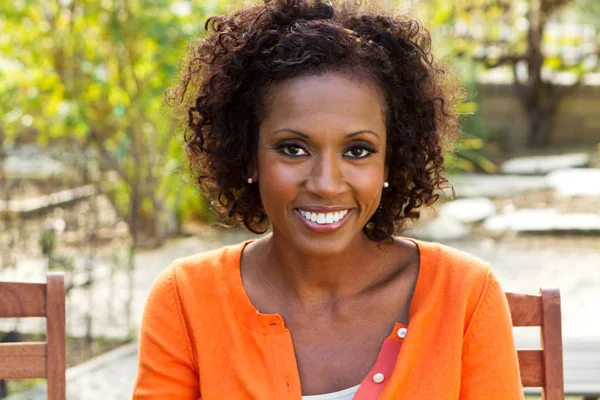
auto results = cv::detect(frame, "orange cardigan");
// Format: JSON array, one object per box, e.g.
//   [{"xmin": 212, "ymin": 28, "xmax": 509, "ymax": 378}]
[{"xmin": 133, "ymin": 239, "xmax": 524, "ymax": 399}]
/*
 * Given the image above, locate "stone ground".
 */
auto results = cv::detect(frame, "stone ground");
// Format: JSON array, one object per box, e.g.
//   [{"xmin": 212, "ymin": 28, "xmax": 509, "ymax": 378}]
[{"xmin": 6, "ymin": 228, "xmax": 600, "ymax": 399}]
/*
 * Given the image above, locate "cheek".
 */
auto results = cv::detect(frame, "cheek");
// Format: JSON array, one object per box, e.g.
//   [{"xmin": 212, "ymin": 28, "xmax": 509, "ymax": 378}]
[
  {"xmin": 348, "ymin": 164, "xmax": 384, "ymax": 203},
  {"xmin": 258, "ymin": 158, "xmax": 304, "ymax": 212}
]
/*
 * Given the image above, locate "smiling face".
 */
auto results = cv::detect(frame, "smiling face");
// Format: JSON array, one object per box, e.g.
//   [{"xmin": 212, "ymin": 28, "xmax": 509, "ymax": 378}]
[{"xmin": 256, "ymin": 72, "xmax": 388, "ymax": 256}]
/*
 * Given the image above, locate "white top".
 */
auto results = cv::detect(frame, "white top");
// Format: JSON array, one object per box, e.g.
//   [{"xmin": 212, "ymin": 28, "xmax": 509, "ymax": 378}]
[{"xmin": 301, "ymin": 384, "xmax": 361, "ymax": 400}]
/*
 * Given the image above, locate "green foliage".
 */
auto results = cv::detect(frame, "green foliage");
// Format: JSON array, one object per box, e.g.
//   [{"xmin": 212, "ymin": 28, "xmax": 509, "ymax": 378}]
[
  {"xmin": 421, "ymin": 0, "xmax": 600, "ymax": 82},
  {"xmin": 39, "ymin": 228, "xmax": 55, "ymax": 256},
  {"xmin": 407, "ymin": 0, "xmax": 499, "ymax": 172},
  {"xmin": 412, "ymin": 0, "xmax": 600, "ymax": 151},
  {"xmin": 0, "ymin": 0, "xmax": 226, "ymax": 240},
  {"xmin": 446, "ymin": 58, "xmax": 499, "ymax": 174}
]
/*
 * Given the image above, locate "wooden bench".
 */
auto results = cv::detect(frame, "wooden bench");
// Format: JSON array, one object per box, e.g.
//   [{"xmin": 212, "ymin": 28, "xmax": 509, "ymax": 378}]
[
  {"xmin": 0, "ymin": 273, "xmax": 66, "ymax": 400},
  {"xmin": 507, "ymin": 289, "xmax": 600, "ymax": 400},
  {"xmin": 507, "ymin": 289, "xmax": 564, "ymax": 399}
]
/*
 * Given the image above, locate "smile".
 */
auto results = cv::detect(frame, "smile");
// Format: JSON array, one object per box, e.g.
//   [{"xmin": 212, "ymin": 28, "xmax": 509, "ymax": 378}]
[{"xmin": 297, "ymin": 209, "xmax": 349, "ymax": 225}]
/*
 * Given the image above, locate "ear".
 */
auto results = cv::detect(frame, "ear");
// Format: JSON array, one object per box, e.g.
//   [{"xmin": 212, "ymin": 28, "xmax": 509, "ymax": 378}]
[{"xmin": 247, "ymin": 164, "xmax": 258, "ymax": 182}]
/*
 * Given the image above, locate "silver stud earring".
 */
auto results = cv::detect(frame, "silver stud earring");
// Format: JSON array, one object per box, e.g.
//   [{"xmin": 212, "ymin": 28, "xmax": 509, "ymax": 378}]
[
  {"xmin": 247, "ymin": 178, "xmax": 253, "ymax": 184},
  {"xmin": 383, "ymin": 181, "xmax": 389, "ymax": 188}
]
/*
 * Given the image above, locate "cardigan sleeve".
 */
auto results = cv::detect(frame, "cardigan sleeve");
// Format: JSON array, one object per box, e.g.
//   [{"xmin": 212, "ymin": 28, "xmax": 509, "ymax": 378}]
[
  {"xmin": 132, "ymin": 266, "xmax": 201, "ymax": 400},
  {"xmin": 460, "ymin": 268, "xmax": 524, "ymax": 400}
]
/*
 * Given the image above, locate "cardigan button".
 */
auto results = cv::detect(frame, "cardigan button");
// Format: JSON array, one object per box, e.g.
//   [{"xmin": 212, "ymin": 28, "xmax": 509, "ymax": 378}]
[
  {"xmin": 373, "ymin": 373, "xmax": 385, "ymax": 383},
  {"xmin": 397, "ymin": 327, "xmax": 407, "ymax": 338}
]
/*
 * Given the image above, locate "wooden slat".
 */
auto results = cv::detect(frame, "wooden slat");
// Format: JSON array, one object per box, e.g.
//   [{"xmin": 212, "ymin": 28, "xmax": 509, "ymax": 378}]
[
  {"xmin": 518, "ymin": 349, "xmax": 544, "ymax": 387},
  {"xmin": 0, "ymin": 282, "xmax": 46, "ymax": 317},
  {"xmin": 0, "ymin": 342, "xmax": 47, "ymax": 379},
  {"xmin": 541, "ymin": 288, "xmax": 564, "ymax": 400},
  {"xmin": 46, "ymin": 272, "xmax": 66, "ymax": 400},
  {"xmin": 506, "ymin": 292, "xmax": 543, "ymax": 326}
]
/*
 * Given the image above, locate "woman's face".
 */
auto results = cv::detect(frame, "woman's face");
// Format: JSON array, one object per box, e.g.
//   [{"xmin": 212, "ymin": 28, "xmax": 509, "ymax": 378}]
[{"xmin": 256, "ymin": 72, "xmax": 388, "ymax": 256}]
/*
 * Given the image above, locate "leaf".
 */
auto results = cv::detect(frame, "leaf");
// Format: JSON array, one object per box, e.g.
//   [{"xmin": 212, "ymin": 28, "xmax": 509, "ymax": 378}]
[
  {"xmin": 457, "ymin": 101, "xmax": 479, "ymax": 114},
  {"xmin": 460, "ymin": 138, "xmax": 484, "ymax": 149},
  {"xmin": 545, "ymin": 56, "xmax": 563, "ymax": 70}
]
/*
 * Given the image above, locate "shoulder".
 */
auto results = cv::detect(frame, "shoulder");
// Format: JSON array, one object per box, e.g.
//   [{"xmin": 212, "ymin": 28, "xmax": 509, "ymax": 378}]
[
  {"xmin": 434, "ymin": 241, "xmax": 496, "ymax": 309},
  {"xmin": 414, "ymin": 238, "xmax": 491, "ymax": 286},
  {"xmin": 410, "ymin": 238, "xmax": 503, "ymax": 330},
  {"xmin": 148, "ymin": 240, "xmax": 248, "ymax": 304}
]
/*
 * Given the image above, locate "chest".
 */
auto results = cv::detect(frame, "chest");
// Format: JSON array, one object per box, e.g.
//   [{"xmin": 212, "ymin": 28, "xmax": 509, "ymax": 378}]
[
  {"xmin": 273, "ymin": 280, "xmax": 413, "ymax": 395},
  {"xmin": 195, "ymin": 316, "xmax": 464, "ymax": 400},
  {"xmin": 250, "ymin": 274, "xmax": 417, "ymax": 394},
  {"xmin": 288, "ymin": 316, "xmax": 399, "ymax": 396}
]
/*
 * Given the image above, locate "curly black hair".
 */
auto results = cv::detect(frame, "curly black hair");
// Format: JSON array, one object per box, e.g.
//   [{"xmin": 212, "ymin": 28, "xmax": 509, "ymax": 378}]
[{"xmin": 167, "ymin": 0, "xmax": 464, "ymax": 241}]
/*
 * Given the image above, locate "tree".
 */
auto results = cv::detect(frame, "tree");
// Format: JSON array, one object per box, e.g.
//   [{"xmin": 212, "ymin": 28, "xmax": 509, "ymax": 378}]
[
  {"xmin": 0, "ymin": 0, "xmax": 222, "ymax": 247},
  {"xmin": 418, "ymin": 0, "xmax": 600, "ymax": 148}
]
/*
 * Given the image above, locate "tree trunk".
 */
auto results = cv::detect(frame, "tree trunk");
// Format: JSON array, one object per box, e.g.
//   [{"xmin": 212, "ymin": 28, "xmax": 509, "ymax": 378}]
[
  {"xmin": 518, "ymin": 0, "xmax": 560, "ymax": 149},
  {"xmin": 526, "ymin": 103, "xmax": 556, "ymax": 148}
]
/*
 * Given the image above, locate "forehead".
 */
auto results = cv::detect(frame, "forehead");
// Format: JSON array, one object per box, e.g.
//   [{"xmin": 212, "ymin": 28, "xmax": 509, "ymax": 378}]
[{"xmin": 260, "ymin": 73, "xmax": 386, "ymax": 137}]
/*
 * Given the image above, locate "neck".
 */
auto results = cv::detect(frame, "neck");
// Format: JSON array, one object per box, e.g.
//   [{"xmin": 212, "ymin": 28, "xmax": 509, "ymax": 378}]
[{"xmin": 257, "ymin": 232, "xmax": 392, "ymax": 307}]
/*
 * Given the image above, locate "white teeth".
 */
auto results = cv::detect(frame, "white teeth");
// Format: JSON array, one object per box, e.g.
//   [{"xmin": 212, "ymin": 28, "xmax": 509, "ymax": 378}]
[{"xmin": 298, "ymin": 209, "xmax": 349, "ymax": 225}]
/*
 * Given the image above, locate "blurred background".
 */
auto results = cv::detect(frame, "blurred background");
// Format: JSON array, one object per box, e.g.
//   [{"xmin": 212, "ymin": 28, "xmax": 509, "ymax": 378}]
[{"xmin": 0, "ymin": 0, "xmax": 599, "ymax": 398}]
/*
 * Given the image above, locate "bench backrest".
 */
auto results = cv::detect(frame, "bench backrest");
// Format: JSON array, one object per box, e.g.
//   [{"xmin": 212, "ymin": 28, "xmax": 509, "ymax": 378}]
[
  {"xmin": 0, "ymin": 272, "xmax": 66, "ymax": 400},
  {"xmin": 506, "ymin": 289, "xmax": 564, "ymax": 400}
]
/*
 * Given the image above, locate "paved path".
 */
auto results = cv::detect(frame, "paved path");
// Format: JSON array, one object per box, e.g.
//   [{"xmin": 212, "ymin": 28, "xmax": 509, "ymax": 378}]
[{"xmin": 6, "ymin": 231, "xmax": 600, "ymax": 399}]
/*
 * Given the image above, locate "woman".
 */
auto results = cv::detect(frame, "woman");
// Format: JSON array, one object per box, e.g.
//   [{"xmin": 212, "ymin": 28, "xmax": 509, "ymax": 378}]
[{"xmin": 133, "ymin": 1, "xmax": 523, "ymax": 399}]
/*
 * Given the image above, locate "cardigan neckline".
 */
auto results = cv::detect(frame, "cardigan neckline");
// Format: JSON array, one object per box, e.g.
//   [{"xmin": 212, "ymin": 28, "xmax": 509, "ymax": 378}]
[{"xmin": 224, "ymin": 237, "xmax": 437, "ymax": 334}]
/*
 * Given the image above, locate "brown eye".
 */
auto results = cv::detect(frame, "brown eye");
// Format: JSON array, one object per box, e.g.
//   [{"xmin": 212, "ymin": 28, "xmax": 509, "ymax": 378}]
[
  {"xmin": 344, "ymin": 144, "xmax": 376, "ymax": 159},
  {"xmin": 280, "ymin": 144, "xmax": 308, "ymax": 157},
  {"xmin": 349, "ymin": 148, "xmax": 368, "ymax": 158}
]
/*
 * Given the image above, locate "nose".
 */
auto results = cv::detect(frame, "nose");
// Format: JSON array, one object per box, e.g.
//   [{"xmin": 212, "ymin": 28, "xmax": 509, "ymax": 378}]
[{"xmin": 305, "ymin": 151, "xmax": 347, "ymax": 198}]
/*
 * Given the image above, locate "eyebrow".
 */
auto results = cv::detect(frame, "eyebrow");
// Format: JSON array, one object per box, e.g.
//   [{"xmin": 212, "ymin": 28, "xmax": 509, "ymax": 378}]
[{"xmin": 272, "ymin": 129, "xmax": 380, "ymax": 139}]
